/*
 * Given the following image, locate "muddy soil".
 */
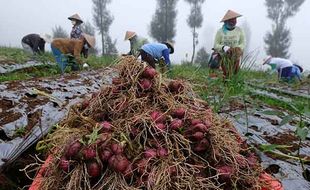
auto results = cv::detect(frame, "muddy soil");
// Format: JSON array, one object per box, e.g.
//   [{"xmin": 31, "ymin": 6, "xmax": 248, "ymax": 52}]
[
  {"xmin": 0, "ymin": 67, "xmax": 117, "ymax": 172},
  {"xmin": 249, "ymin": 79, "xmax": 310, "ymax": 99},
  {"xmin": 222, "ymin": 103, "xmax": 310, "ymax": 190}
]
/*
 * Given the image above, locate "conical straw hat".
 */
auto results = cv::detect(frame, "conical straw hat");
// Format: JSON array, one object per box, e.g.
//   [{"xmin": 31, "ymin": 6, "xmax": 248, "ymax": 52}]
[
  {"xmin": 220, "ymin": 10, "xmax": 242, "ymax": 22},
  {"xmin": 124, "ymin": 31, "xmax": 137, "ymax": 40},
  {"xmin": 82, "ymin": 33, "xmax": 96, "ymax": 48},
  {"xmin": 68, "ymin": 14, "xmax": 83, "ymax": 23},
  {"xmin": 262, "ymin": 56, "xmax": 272, "ymax": 65}
]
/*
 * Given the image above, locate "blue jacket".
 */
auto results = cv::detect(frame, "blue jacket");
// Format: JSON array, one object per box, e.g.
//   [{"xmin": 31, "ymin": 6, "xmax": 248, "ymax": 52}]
[{"xmin": 141, "ymin": 43, "xmax": 171, "ymax": 66}]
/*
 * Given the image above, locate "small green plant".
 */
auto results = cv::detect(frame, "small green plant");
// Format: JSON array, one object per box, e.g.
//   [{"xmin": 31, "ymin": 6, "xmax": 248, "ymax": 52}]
[{"xmin": 14, "ymin": 126, "xmax": 27, "ymax": 137}]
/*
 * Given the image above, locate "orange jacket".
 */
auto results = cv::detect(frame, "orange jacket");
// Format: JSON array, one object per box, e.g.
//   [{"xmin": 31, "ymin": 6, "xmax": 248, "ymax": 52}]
[{"xmin": 51, "ymin": 38, "xmax": 85, "ymax": 64}]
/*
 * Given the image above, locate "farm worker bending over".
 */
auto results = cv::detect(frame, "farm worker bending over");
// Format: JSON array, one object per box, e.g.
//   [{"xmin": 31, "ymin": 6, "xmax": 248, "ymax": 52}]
[
  {"xmin": 124, "ymin": 31, "xmax": 148, "ymax": 57},
  {"xmin": 68, "ymin": 14, "xmax": 83, "ymax": 39},
  {"xmin": 213, "ymin": 10, "xmax": 246, "ymax": 78},
  {"xmin": 21, "ymin": 34, "xmax": 52, "ymax": 55},
  {"xmin": 51, "ymin": 33, "xmax": 95, "ymax": 73},
  {"xmin": 263, "ymin": 56, "xmax": 303, "ymax": 82},
  {"xmin": 139, "ymin": 42, "xmax": 174, "ymax": 71}
]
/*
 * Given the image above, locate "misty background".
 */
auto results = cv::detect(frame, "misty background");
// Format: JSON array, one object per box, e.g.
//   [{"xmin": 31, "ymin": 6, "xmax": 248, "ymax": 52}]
[{"xmin": 0, "ymin": 0, "xmax": 309, "ymax": 70}]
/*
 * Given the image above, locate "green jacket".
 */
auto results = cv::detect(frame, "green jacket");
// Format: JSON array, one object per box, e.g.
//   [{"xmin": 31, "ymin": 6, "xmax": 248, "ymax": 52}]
[
  {"xmin": 129, "ymin": 37, "xmax": 148, "ymax": 56},
  {"xmin": 213, "ymin": 26, "xmax": 246, "ymax": 52}
]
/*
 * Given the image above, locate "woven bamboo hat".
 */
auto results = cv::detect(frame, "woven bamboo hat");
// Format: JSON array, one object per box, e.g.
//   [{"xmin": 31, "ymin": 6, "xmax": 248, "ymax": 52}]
[
  {"xmin": 164, "ymin": 41, "xmax": 174, "ymax": 54},
  {"xmin": 82, "ymin": 33, "xmax": 96, "ymax": 48},
  {"xmin": 68, "ymin": 14, "xmax": 83, "ymax": 23},
  {"xmin": 221, "ymin": 10, "xmax": 242, "ymax": 22},
  {"xmin": 124, "ymin": 31, "xmax": 137, "ymax": 41}
]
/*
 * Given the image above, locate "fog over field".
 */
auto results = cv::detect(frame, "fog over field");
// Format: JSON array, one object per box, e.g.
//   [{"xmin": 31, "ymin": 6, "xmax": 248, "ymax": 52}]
[{"xmin": 0, "ymin": 0, "xmax": 309, "ymax": 70}]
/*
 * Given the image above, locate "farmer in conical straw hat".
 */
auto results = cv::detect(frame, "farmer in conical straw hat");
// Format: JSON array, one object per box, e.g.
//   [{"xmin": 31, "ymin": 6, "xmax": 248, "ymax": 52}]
[
  {"xmin": 263, "ymin": 56, "xmax": 303, "ymax": 82},
  {"xmin": 51, "ymin": 33, "xmax": 95, "ymax": 73},
  {"xmin": 124, "ymin": 31, "xmax": 148, "ymax": 57},
  {"xmin": 138, "ymin": 41, "xmax": 174, "ymax": 71},
  {"xmin": 21, "ymin": 33, "xmax": 52, "ymax": 55},
  {"xmin": 213, "ymin": 10, "xmax": 246, "ymax": 78},
  {"xmin": 68, "ymin": 14, "xmax": 83, "ymax": 39}
]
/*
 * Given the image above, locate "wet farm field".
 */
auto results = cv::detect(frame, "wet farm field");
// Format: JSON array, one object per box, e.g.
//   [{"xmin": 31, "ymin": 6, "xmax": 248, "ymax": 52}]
[{"xmin": 0, "ymin": 52, "xmax": 309, "ymax": 190}]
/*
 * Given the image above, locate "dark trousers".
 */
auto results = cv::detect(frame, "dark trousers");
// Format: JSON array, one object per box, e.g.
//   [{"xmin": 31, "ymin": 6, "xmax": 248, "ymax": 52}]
[
  {"xmin": 278, "ymin": 66, "xmax": 293, "ymax": 80},
  {"xmin": 139, "ymin": 49, "xmax": 156, "ymax": 68}
]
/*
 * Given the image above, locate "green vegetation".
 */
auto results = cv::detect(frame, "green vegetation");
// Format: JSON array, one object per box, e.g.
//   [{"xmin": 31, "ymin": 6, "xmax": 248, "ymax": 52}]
[
  {"xmin": 13, "ymin": 126, "xmax": 27, "ymax": 137},
  {"xmin": 1, "ymin": 46, "xmax": 308, "ymax": 114},
  {"xmin": 0, "ymin": 47, "xmax": 117, "ymax": 83},
  {"xmin": 0, "ymin": 47, "xmax": 30, "ymax": 63}
]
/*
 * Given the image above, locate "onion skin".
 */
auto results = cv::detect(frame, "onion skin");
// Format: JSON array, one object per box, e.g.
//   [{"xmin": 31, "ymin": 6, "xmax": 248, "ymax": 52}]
[
  {"xmin": 82, "ymin": 147, "xmax": 97, "ymax": 160},
  {"xmin": 99, "ymin": 149, "xmax": 113, "ymax": 162},
  {"xmin": 144, "ymin": 148, "xmax": 157, "ymax": 159},
  {"xmin": 81, "ymin": 99, "xmax": 90, "ymax": 109},
  {"xmin": 157, "ymin": 147, "xmax": 168, "ymax": 157},
  {"xmin": 109, "ymin": 155, "xmax": 130, "ymax": 173},
  {"xmin": 150, "ymin": 111, "xmax": 166, "ymax": 123},
  {"xmin": 65, "ymin": 140, "xmax": 82, "ymax": 158},
  {"xmin": 87, "ymin": 161, "xmax": 101, "ymax": 178},
  {"xmin": 170, "ymin": 119, "xmax": 183, "ymax": 130},
  {"xmin": 155, "ymin": 123, "xmax": 166, "ymax": 130},
  {"xmin": 142, "ymin": 67, "xmax": 157, "ymax": 79},
  {"xmin": 172, "ymin": 108, "xmax": 186, "ymax": 119},
  {"xmin": 99, "ymin": 121, "xmax": 112, "ymax": 132},
  {"xmin": 168, "ymin": 81, "xmax": 184, "ymax": 93},
  {"xmin": 59, "ymin": 157, "xmax": 70, "ymax": 172},
  {"xmin": 122, "ymin": 164, "xmax": 133, "ymax": 179},
  {"xmin": 216, "ymin": 165, "xmax": 234, "ymax": 182},
  {"xmin": 111, "ymin": 143, "xmax": 124, "ymax": 155},
  {"xmin": 136, "ymin": 159, "xmax": 148, "ymax": 174},
  {"xmin": 139, "ymin": 79, "xmax": 152, "ymax": 91},
  {"xmin": 193, "ymin": 138, "xmax": 210, "ymax": 153},
  {"xmin": 192, "ymin": 123, "xmax": 208, "ymax": 133},
  {"xmin": 191, "ymin": 119, "xmax": 202, "ymax": 126},
  {"xmin": 192, "ymin": 132, "xmax": 205, "ymax": 141}
]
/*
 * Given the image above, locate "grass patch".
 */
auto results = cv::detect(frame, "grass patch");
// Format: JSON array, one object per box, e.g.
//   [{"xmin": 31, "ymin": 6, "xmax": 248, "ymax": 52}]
[
  {"xmin": 0, "ymin": 47, "xmax": 30, "ymax": 63},
  {"xmin": 0, "ymin": 47, "xmax": 117, "ymax": 82}
]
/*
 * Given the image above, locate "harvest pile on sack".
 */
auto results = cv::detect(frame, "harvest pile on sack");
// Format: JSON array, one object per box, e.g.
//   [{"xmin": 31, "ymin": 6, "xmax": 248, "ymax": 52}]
[{"xmin": 34, "ymin": 56, "xmax": 276, "ymax": 190}]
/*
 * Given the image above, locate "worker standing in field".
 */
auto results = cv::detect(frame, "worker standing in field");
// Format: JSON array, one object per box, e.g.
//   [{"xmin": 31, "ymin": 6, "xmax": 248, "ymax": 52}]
[
  {"xmin": 21, "ymin": 34, "xmax": 52, "ymax": 55},
  {"xmin": 212, "ymin": 10, "xmax": 246, "ymax": 78},
  {"xmin": 124, "ymin": 31, "xmax": 148, "ymax": 57},
  {"xmin": 68, "ymin": 14, "xmax": 83, "ymax": 39},
  {"xmin": 51, "ymin": 33, "xmax": 95, "ymax": 73},
  {"xmin": 263, "ymin": 56, "xmax": 303, "ymax": 82},
  {"xmin": 139, "ymin": 42, "xmax": 174, "ymax": 71}
]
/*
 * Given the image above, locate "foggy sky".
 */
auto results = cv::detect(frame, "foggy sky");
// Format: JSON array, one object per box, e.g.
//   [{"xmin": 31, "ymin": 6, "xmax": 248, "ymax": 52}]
[{"xmin": 0, "ymin": 0, "xmax": 309, "ymax": 70}]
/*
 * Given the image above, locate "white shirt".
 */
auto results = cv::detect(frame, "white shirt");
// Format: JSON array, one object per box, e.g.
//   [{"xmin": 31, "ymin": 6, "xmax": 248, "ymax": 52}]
[{"xmin": 267, "ymin": 57, "xmax": 293, "ymax": 70}]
